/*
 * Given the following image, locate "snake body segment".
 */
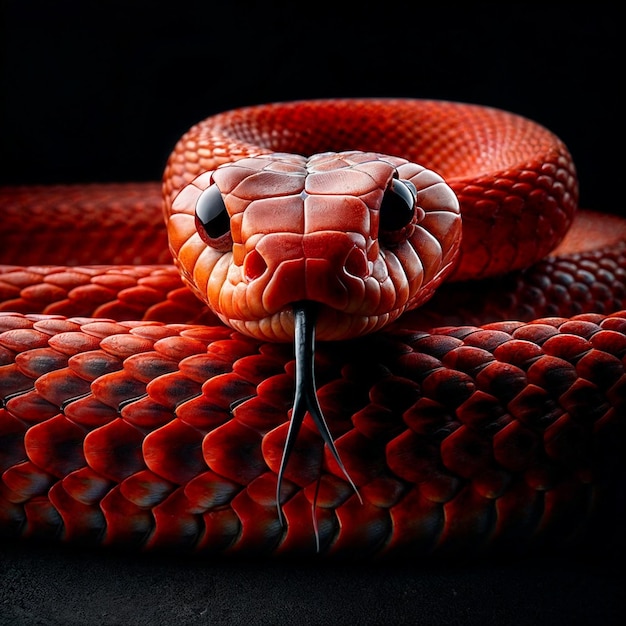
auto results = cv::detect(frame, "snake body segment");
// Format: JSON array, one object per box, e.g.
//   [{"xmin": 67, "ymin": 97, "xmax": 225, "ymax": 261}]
[
  {"xmin": 0, "ymin": 309, "xmax": 623, "ymax": 556},
  {"xmin": 0, "ymin": 99, "xmax": 623, "ymax": 557}
]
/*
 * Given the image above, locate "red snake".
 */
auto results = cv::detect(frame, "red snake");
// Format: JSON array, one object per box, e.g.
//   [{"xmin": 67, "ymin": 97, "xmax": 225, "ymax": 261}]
[{"xmin": 0, "ymin": 99, "xmax": 624, "ymax": 557}]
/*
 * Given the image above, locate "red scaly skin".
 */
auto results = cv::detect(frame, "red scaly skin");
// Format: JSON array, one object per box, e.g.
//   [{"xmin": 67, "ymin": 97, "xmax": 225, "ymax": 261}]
[
  {"xmin": 168, "ymin": 150, "xmax": 461, "ymax": 341},
  {"xmin": 163, "ymin": 100, "xmax": 579, "ymax": 282},
  {"xmin": 0, "ymin": 99, "xmax": 624, "ymax": 558}
]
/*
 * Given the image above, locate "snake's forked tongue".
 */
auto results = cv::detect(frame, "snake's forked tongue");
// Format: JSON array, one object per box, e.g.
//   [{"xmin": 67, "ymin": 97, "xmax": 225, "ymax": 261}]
[{"xmin": 275, "ymin": 301, "xmax": 361, "ymax": 548}]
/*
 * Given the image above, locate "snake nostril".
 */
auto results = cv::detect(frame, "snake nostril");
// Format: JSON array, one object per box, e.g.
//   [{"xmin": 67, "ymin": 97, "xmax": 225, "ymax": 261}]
[
  {"xmin": 344, "ymin": 247, "xmax": 368, "ymax": 278},
  {"xmin": 244, "ymin": 249, "xmax": 268, "ymax": 281}
]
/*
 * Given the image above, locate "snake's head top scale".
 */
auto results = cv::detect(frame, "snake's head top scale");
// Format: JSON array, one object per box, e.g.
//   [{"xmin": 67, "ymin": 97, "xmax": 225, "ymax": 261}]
[{"xmin": 166, "ymin": 149, "xmax": 461, "ymax": 540}]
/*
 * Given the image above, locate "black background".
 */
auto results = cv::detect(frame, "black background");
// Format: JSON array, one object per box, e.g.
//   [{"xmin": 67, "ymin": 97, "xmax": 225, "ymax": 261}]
[
  {"xmin": 0, "ymin": 1, "xmax": 624, "ymax": 625},
  {"xmin": 1, "ymin": 1, "xmax": 623, "ymax": 215}
]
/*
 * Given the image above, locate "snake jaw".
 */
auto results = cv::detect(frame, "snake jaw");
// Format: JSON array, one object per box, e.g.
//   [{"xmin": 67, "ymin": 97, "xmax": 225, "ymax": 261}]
[{"xmin": 276, "ymin": 300, "xmax": 362, "ymax": 549}]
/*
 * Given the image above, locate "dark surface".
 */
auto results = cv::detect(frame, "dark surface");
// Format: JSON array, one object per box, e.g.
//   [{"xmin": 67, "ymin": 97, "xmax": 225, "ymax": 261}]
[
  {"xmin": 0, "ymin": 2, "xmax": 624, "ymax": 625},
  {"xmin": 1, "ymin": 540, "xmax": 624, "ymax": 626}
]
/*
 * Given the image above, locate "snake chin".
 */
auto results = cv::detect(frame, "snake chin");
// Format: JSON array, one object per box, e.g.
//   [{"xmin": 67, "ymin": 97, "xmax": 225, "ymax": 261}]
[{"xmin": 219, "ymin": 303, "xmax": 408, "ymax": 342}]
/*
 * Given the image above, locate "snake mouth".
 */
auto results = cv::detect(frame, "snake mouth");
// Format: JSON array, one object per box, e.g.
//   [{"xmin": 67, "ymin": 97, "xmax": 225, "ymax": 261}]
[
  {"xmin": 275, "ymin": 300, "xmax": 361, "ymax": 549},
  {"xmin": 303, "ymin": 300, "xmax": 407, "ymax": 340},
  {"xmin": 221, "ymin": 301, "xmax": 409, "ymax": 342}
]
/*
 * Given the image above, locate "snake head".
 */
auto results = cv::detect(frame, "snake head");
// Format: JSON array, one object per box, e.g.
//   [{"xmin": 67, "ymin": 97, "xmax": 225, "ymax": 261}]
[{"xmin": 166, "ymin": 151, "xmax": 461, "ymax": 341}]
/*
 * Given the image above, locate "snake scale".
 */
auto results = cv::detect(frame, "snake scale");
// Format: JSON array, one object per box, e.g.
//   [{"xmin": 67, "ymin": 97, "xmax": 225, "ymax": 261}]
[{"xmin": 0, "ymin": 99, "xmax": 624, "ymax": 558}]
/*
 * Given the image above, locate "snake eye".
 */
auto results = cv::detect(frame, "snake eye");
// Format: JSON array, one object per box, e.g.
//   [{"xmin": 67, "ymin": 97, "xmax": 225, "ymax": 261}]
[
  {"xmin": 379, "ymin": 178, "xmax": 417, "ymax": 232},
  {"xmin": 195, "ymin": 184, "xmax": 232, "ymax": 251}
]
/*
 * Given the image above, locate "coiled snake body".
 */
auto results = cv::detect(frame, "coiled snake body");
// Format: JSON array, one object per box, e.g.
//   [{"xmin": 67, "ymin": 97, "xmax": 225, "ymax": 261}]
[{"xmin": 0, "ymin": 100, "xmax": 624, "ymax": 557}]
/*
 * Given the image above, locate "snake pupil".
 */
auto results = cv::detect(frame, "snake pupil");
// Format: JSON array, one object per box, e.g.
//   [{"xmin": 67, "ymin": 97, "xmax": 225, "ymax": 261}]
[
  {"xmin": 195, "ymin": 184, "xmax": 231, "ymax": 247},
  {"xmin": 379, "ymin": 178, "xmax": 417, "ymax": 232}
]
